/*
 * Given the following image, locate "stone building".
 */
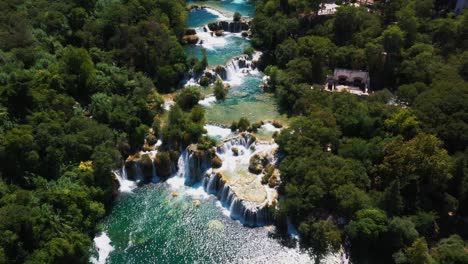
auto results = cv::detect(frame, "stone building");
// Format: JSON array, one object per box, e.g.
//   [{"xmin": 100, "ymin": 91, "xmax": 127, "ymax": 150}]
[{"xmin": 326, "ymin": 68, "xmax": 370, "ymax": 93}]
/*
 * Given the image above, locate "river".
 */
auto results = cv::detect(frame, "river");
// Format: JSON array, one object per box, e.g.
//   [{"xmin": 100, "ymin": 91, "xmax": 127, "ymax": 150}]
[{"xmin": 89, "ymin": 1, "xmax": 343, "ymax": 263}]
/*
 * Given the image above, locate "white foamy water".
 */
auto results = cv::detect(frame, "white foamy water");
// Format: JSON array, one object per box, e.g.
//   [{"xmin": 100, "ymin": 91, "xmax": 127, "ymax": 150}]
[
  {"xmin": 224, "ymin": 53, "xmax": 262, "ymax": 86},
  {"xmin": 185, "ymin": 184, "xmax": 210, "ymax": 199},
  {"xmin": 204, "ymin": 124, "xmax": 232, "ymax": 139},
  {"xmin": 155, "ymin": 139, "xmax": 162, "ymax": 148},
  {"xmin": 90, "ymin": 232, "xmax": 114, "ymax": 264},
  {"xmin": 217, "ymin": 138, "xmax": 277, "ymax": 177},
  {"xmin": 260, "ymin": 123, "xmax": 281, "ymax": 133},
  {"xmin": 166, "ymin": 174, "xmax": 185, "ymax": 190},
  {"xmin": 196, "ymin": 27, "xmax": 229, "ymax": 50},
  {"xmin": 163, "ymin": 99, "xmax": 175, "ymax": 111},
  {"xmin": 114, "ymin": 167, "xmax": 136, "ymax": 193},
  {"xmin": 216, "ymin": 200, "xmax": 232, "ymax": 217},
  {"xmin": 204, "ymin": 7, "xmax": 230, "ymax": 20},
  {"xmin": 199, "ymin": 95, "xmax": 217, "ymax": 107}
]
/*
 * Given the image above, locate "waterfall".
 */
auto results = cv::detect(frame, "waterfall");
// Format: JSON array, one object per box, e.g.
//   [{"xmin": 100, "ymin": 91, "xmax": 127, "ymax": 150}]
[
  {"xmin": 222, "ymin": 55, "xmax": 259, "ymax": 85},
  {"xmin": 177, "ymin": 134, "xmax": 277, "ymax": 227},
  {"xmin": 132, "ymin": 163, "xmax": 144, "ymax": 182},
  {"xmin": 151, "ymin": 151, "xmax": 160, "ymax": 183},
  {"xmin": 208, "ymin": 21, "xmax": 249, "ymax": 33},
  {"xmin": 117, "ymin": 132, "xmax": 277, "ymax": 227},
  {"xmin": 113, "ymin": 166, "xmax": 136, "ymax": 193},
  {"xmin": 202, "ymin": 171, "xmax": 273, "ymax": 227}
]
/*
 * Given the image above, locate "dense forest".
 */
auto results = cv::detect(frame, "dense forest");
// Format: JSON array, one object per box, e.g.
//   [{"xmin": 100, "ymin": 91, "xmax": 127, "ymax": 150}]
[
  {"xmin": 251, "ymin": 0, "xmax": 468, "ymax": 263},
  {"xmin": 0, "ymin": 0, "xmax": 202, "ymax": 262},
  {"xmin": 1, "ymin": 0, "xmax": 468, "ymax": 263}
]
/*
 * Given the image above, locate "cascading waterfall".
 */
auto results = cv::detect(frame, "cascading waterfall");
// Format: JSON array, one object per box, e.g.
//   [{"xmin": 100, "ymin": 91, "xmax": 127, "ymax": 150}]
[
  {"xmin": 206, "ymin": 53, "xmax": 261, "ymax": 87},
  {"xmin": 150, "ymin": 151, "xmax": 160, "ymax": 183},
  {"xmin": 132, "ymin": 163, "xmax": 144, "ymax": 182},
  {"xmin": 202, "ymin": 172, "xmax": 274, "ymax": 227},
  {"xmin": 113, "ymin": 166, "xmax": 136, "ymax": 193},
  {"xmin": 174, "ymin": 134, "xmax": 278, "ymax": 227}
]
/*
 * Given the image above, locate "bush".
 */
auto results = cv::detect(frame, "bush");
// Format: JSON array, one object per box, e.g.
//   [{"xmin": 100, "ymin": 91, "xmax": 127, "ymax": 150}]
[
  {"xmin": 237, "ymin": 117, "xmax": 250, "ymax": 132},
  {"xmin": 197, "ymin": 136, "xmax": 215, "ymax": 151},
  {"xmin": 213, "ymin": 79, "xmax": 227, "ymax": 100},
  {"xmin": 249, "ymin": 122, "xmax": 262, "ymax": 132},
  {"xmin": 230, "ymin": 121, "xmax": 238, "ymax": 131},
  {"xmin": 199, "ymin": 76, "xmax": 211, "ymax": 87},
  {"xmin": 175, "ymin": 86, "xmax": 202, "ymax": 111},
  {"xmin": 193, "ymin": 49, "xmax": 208, "ymax": 75},
  {"xmin": 233, "ymin": 12, "xmax": 242, "ymax": 22},
  {"xmin": 244, "ymin": 47, "xmax": 255, "ymax": 57}
]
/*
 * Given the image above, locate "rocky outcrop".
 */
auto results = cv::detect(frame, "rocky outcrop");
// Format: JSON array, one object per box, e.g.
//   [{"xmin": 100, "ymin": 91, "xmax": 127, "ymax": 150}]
[
  {"xmin": 185, "ymin": 28, "xmax": 197, "ymax": 35},
  {"xmin": 154, "ymin": 151, "xmax": 174, "ymax": 179},
  {"xmin": 261, "ymin": 163, "xmax": 281, "ymax": 188},
  {"xmin": 184, "ymin": 145, "xmax": 214, "ymax": 185},
  {"xmin": 248, "ymin": 153, "xmax": 269, "ymax": 174},
  {"xmin": 212, "ymin": 154, "xmax": 223, "ymax": 168},
  {"xmin": 123, "ymin": 149, "xmax": 179, "ymax": 182},
  {"xmin": 207, "ymin": 20, "xmax": 249, "ymax": 33},
  {"xmin": 214, "ymin": 65, "xmax": 227, "ymax": 80},
  {"xmin": 182, "ymin": 35, "xmax": 199, "ymax": 45},
  {"xmin": 125, "ymin": 153, "xmax": 153, "ymax": 181},
  {"xmin": 203, "ymin": 172, "xmax": 275, "ymax": 227}
]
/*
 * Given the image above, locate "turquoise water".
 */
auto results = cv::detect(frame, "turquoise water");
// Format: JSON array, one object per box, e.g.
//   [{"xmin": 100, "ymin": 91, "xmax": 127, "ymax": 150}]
[
  {"xmin": 185, "ymin": 35, "xmax": 251, "ymax": 66},
  {"xmin": 187, "ymin": 0, "xmax": 255, "ymax": 17},
  {"xmin": 186, "ymin": 0, "xmax": 254, "ymax": 66},
  {"xmin": 186, "ymin": 3, "xmax": 285, "ymax": 124},
  {"xmin": 187, "ymin": 8, "xmax": 220, "ymax": 28},
  {"xmin": 205, "ymin": 75, "xmax": 286, "ymax": 125},
  {"xmin": 96, "ymin": 184, "xmax": 314, "ymax": 263}
]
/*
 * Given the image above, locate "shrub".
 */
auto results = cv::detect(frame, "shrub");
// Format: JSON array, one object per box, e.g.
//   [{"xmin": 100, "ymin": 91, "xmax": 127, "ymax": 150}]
[
  {"xmin": 230, "ymin": 121, "xmax": 238, "ymax": 131},
  {"xmin": 199, "ymin": 76, "xmax": 211, "ymax": 87},
  {"xmin": 233, "ymin": 12, "xmax": 242, "ymax": 22},
  {"xmin": 175, "ymin": 86, "xmax": 202, "ymax": 110},
  {"xmin": 213, "ymin": 79, "xmax": 227, "ymax": 100},
  {"xmin": 243, "ymin": 47, "xmax": 255, "ymax": 57},
  {"xmin": 237, "ymin": 117, "xmax": 250, "ymax": 132}
]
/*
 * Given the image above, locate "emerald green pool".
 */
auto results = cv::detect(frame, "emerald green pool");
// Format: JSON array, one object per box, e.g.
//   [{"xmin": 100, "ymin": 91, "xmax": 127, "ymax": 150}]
[{"xmin": 92, "ymin": 184, "xmax": 317, "ymax": 263}]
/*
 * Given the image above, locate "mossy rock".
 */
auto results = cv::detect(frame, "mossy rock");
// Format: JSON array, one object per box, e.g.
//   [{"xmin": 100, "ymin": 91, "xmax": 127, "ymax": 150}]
[
  {"xmin": 146, "ymin": 133, "xmax": 157, "ymax": 146},
  {"xmin": 207, "ymin": 22, "xmax": 221, "ymax": 31},
  {"xmin": 272, "ymin": 120, "xmax": 283, "ymax": 128},
  {"xmin": 185, "ymin": 28, "xmax": 197, "ymax": 35},
  {"xmin": 155, "ymin": 151, "xmax": 172, "ymax": 178},
  {"xmin": 268, "ymin": 172, "xmax": 280, "ymax": 188},
  {"xmin": 140, "ymin": 154, "xmax": 153, "ymax": 168},
  {"xmin": 204, "ymin": 71, "xmax": 213, "ymax": 78},
  {"xmin": 212, "ymin": 155, "xmax": 223, "ymax": 168},
  {"xmin": 182, "ymin": 35, "xmax": 199, "ymax": 45},
  {"xmin": 248, "ymin": 154, "xmax": 263, "ymax": 174},
  {"xmin": 261, "ymin": 174, "xmax": 269, "ymax": 185},
  {"xmin": 272, "ymin": 131, "xmax": 279, "ymax": 139},
  {"xmin": 231, "ymin": 147, "xmax": 239, "ymax": 156}
]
